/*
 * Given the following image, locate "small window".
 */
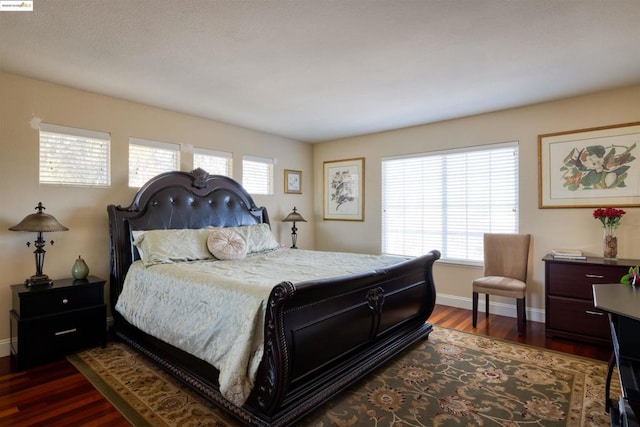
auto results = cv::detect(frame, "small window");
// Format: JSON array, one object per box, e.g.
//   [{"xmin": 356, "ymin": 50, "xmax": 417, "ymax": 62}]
[
  {"xmin": 39, "ymin": 123, "xmax": 111, "ymax": 186},
  {"xmin": 382, "ymin": 142, "xmax": 519, "ymax": 263},
  {"xmin": 193, "ymin": 148, "xmax": 233, "ymax": 177},
  {"xmin": 129, "ymin": 137, "xmax": 180, "ymax": 187},
  {"xmin": 242, "ymin": 155, "xmax": 274, "ymax": 195}
]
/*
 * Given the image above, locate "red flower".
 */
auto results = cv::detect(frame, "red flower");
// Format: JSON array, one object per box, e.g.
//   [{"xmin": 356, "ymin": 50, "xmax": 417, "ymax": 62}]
[{"xmin": 593, "ymin": 207, "xmax": 625, "ymax": 228}]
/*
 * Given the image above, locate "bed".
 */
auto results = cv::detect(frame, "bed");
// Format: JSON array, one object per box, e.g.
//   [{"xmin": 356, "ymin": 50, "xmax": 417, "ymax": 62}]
[{"xmin": 107, "ymin": 168, "xmax": 440, "ymax": 426}]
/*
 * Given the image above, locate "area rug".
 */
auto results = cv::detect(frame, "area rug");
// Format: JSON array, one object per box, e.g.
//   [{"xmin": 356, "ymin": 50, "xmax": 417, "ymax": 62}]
[{"xmin": 67, "ymin": 326, "xmax": 616, "ymax": 426}]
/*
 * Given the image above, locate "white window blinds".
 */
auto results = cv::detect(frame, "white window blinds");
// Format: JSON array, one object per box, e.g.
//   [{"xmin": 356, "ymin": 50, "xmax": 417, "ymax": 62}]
[
  {"xmin": 382, "ymin": 142, "xmax": 519, "ymax": 263},
  {"xmin": 128, "ymin": 138, "xmax": 180, "ymax": 187},
  {"xmin": 193, "ymin": 148, "xmax": 233, "ymax": 177},
  {"xmin": 242, "ymin": 155, "xmax": 274, "ymax": 195},
  {"xmin": 39, "ymin": 123, "xmax": 111, "ymax": 186}
]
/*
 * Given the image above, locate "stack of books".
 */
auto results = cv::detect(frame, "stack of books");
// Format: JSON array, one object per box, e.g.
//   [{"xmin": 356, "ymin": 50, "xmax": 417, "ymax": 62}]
[{"xmin": 551, "ymin": 249, "xmax": 587, "ymax": 260}]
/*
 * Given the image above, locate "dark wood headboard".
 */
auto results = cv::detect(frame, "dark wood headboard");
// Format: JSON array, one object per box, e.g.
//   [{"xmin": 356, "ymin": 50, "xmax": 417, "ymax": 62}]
[{"xmin": 107, "ymin": 168, "xmax": 269, "ymax": 312}]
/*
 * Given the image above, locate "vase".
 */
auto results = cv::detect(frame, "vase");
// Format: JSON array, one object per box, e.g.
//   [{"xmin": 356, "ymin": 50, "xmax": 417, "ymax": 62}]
[
  {"xmin": 603, "ymin": 226, "xmax": 618, "ymax": 260},
  {"xmin": 72, "ymin": 255, "xmax": 89, "ymax": 280}
]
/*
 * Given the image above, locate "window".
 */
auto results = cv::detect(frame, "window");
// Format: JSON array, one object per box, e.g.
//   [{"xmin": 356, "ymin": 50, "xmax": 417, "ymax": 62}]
[
  {"xmin": 242, "ymin": 155, "xmax": 274, "ymax": 195},
  {"xmin": 129, "ymin": 138, "xmax": 180, "ymax": 187},
  {"xmin": 39, "ymin": 123, "xmax": 110, "ymax": 186},
  {"xmin": 193, "ymin": 148, "xmax": 233, "ymax": 177},
  {"xmin": 382, "ymin": 142, "xmax": 519, "ymax": 263}
]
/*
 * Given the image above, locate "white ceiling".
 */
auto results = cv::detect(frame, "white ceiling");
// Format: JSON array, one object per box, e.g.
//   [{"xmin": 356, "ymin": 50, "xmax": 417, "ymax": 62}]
[{"xmin": 1, "ymin": 1, "xmax": 639, "ymax": 143}]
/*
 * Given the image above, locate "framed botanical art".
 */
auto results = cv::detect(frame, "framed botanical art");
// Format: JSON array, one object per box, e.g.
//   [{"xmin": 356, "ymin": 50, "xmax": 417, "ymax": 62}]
[
  {"xmin": 538, "ymin": 122, "xmax": 640, "ymax": 208},
  {"xmin": 284, "ymin": 169, "xmax": 302, "ymax": 194},
  {"xmin": 323, "ymin": 157, "xmax": 365, "ymax": 221}
]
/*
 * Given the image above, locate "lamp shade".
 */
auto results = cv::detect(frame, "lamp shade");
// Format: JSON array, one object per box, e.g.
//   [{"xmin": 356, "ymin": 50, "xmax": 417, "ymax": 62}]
[
  {"xmin": 9, "ymin": 202, "xmax": 68, "ymax": 232},
  {"xmin": 282, "ymin": 207, "xmax": 307, "ymax": 223}
]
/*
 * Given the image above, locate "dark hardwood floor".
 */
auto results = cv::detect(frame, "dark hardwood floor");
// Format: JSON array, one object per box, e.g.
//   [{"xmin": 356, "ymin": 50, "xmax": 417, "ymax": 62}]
[{"xmin": 0, "ymin": 305, "xmax": 613, "ymax": 426}]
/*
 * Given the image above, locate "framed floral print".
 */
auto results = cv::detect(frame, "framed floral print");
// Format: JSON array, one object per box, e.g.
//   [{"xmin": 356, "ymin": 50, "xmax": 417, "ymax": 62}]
[
  {"xmin": 284, "ymin": 169, "xmax": 302, "ymax": 194},
  {"xmin": 538, "ymin": 122, "xmax": 640, "ymax": 208},
  {"xmin": 323, "ymin": 158, "xmax": 365, "ymax": 221}
]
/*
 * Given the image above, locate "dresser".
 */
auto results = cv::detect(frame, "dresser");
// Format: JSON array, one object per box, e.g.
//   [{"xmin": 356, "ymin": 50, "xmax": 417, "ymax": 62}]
[
  {"xmin": 543, "ymin": 255, "xmax": 638, "ymax": 345},
  {"xmin": 10, "ymin": 276, "xmax": 107, "ymax": 370},
  {"xmin": 593, "ymin": 284, "xmax": 640, "ymax": 427}
]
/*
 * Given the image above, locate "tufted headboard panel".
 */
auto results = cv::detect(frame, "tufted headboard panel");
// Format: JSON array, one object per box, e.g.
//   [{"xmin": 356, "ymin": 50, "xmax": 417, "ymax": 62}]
[{"xmin": 107, "ymin": 169, "xmax": 269, "ymax": 312}]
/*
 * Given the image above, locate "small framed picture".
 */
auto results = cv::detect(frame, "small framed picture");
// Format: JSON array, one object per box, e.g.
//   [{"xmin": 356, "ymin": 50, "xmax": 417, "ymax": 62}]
[{"xmin": 284, "ymin": 169, "xmax": 302, "ymax": 194}]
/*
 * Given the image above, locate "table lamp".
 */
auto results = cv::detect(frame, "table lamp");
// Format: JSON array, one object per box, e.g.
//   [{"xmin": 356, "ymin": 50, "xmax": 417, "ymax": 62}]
[
  {"xmin": 9, "ymin": 202, "xmax": 68, "ymax": 286},
  {"xmin": 282, "ymin": 207, "xmax": 306, "ymax": 249}
]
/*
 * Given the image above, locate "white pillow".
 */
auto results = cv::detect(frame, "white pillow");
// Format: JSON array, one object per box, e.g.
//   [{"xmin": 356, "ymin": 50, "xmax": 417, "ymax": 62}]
[
  {"xmin": 230, "ymin": 223, "xmax": 279, "ymax": 253},
  {"xmin": 207, "ymin": 228, "xmax": 248, "ymax": 260},
  {"xmin": 133, "ymin": 228, "xmax": 214, "ymax": 266}
]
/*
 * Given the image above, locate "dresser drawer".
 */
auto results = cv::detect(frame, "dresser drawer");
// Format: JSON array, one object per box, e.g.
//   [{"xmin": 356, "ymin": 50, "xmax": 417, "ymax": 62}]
[
  {"xmin": 547, "ymin": 262, "xmax": 626, "ymax": 300},
  {"xmin": 547, "ymin": 295, "xmax": 610, "ymax": 341},
  {"xmin": 15, "ymin": 283, "xmax": 103, "ymax": 317}
]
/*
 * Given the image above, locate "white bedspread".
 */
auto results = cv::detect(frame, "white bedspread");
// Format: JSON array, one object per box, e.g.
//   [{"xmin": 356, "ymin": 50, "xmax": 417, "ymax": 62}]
[{"xmin": 115, "ymin": 248, "xmax": 405, "ymax": 406}]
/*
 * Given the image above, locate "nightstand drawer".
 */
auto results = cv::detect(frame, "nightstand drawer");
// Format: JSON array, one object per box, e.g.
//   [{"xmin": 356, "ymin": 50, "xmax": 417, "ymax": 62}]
[
  {"xmin": 13, "ymin": 305, "xmax": 106, "ymax": 369},
  {"xmin": 14, "ymin": 281, "xmax": 104, "ymax": 318}
]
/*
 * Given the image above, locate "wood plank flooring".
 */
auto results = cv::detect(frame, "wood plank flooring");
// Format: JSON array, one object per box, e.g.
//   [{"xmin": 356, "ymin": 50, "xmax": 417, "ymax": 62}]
[{"xmin": 0, "ymin": 305, "xmax": 613, "ymax": 426}]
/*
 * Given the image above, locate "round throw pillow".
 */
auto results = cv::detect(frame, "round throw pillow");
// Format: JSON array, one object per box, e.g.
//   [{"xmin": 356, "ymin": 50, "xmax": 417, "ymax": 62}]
[{"xmin": 207, "ymin": 228, "xmax": 248, "ymax": 260}]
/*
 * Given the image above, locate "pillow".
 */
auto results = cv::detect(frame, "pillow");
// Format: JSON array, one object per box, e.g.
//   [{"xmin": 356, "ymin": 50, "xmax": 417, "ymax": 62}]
[
  {"xmin": 230, "ymin": 223, "xmax": 279, "ymax": 254},
  {"xmin": 131, "ymin": 230, "xmax": 147, "ymax": 260},
  {"xmin": 207, "ymin": 228, "xmax": 248, "ymax": 260},
  {"xmin": 133, "ymin": 228, "xmax": 214, "ymax": 266}
]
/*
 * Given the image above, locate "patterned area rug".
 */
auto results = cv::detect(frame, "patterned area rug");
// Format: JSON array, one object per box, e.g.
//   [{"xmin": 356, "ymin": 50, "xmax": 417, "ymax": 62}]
[{"xmin": 67, "ymin": 327, "xmax": 616, "ymax": 426}]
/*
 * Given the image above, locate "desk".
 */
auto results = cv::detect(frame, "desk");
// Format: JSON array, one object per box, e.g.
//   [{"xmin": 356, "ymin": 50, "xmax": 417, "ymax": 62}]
[{"xmin": 593, "ymin": 284, "xmax": 640, "ymax": 427}]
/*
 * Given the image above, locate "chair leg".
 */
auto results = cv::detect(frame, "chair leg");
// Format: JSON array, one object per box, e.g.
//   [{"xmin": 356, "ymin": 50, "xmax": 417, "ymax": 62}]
[
  {"xmin": 485, "ymin": 294, "xmax": 489, "ymax": 317},
  {"xmin": 516, "ymin": 297, "xmax": 526, "ymax": 336},
  {"xmin": 472, "ymin": 291, "xmax": 478, "ymax": 327}
]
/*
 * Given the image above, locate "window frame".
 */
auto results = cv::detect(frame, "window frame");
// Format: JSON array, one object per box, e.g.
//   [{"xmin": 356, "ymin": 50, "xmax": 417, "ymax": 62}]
[
  {"xmin": 39, "ymin": 123, "xmax": 111, "ymax": 187},
  {"xmin": 242, "ymin": 155, "xmax": 274, "ymax": 196},
  {"xmin": 193, "ymin": 147, "xmax": 233, "ymax": 177},
  {"xmin": 381, "ymin": 141, "xmax": 519, "ymax": 265},
  {"xmin": 128, "ymin": 137, "xmax": 181, "ymax": 188}
]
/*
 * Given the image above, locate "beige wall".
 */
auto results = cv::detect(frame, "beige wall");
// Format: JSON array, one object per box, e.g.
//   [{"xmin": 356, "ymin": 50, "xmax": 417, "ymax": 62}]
[
  {"xmin": 2, "ymin": 70, "xmax": 639, "ymax": 355},
  {"xmin": 313, "ymin": 85, "xmax": 640, "ymax": 321},
  {"xmin": 0, "ymin": 72, "xmax": 314, "ymax": 354}
]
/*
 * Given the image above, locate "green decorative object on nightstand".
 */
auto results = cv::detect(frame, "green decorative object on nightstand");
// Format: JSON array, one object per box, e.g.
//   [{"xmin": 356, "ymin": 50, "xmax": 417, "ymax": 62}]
[{"xmin": 72, "ymin": 255, "xmax": 89, "ymax": 280}]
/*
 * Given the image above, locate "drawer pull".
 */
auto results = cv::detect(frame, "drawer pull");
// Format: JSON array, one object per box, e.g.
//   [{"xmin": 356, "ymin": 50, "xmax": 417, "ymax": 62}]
[
  {"xmin": 585, "ymin": 274, "xmax": 605, "ymax": 279},
  {"xmin": 62, "ymin": 299, "xmax": 69, "ymax": 304},
  {"xmin": 55, "ymin": 328, "xmax": 77, "ymax": 336},
  {"xmin": 585, "ymin": 310, "xmax": 605, "ymax": 316}
]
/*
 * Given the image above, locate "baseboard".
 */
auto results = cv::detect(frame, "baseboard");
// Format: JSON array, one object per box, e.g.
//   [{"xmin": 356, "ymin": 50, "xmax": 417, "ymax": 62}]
[
  {"xmin": 0, "ymin": 303, "xmax": 544, "ymax": 359},
  {"xmin": 0, "ymin": 316, "xmax": 115, "ymax": 358},
  {"xmin": 0, "ymin": 338, "xmax": 9, "ymax": 358},
  {"xmin": 435, "ymin": 293, "xmax": 546, "ymax": 323}
]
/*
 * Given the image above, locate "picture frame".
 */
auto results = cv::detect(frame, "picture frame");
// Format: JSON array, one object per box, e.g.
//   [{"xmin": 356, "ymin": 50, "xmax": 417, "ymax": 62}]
[
  {"xmin": 538, "ymin": 122, "xmax": 640, "ymax": 208},
  {"xmin": 323, "ymin": 157, "xmax": 365, "ymax": 221},
  {"xmin": 284, "ymin": 169, "xmax": 302, "ymax": 194}
]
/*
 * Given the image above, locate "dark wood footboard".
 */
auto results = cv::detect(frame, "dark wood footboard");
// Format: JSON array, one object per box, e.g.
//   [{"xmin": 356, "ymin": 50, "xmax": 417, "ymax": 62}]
[{"xmin": 248, "ymin": 250, "xmax": 440, "ymax": 425}]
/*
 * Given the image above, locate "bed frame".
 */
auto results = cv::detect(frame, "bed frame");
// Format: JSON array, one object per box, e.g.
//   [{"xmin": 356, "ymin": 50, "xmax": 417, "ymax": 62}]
[{"xmin": 107, "ymin": 168, "xmax": 440, "ymax": 426}]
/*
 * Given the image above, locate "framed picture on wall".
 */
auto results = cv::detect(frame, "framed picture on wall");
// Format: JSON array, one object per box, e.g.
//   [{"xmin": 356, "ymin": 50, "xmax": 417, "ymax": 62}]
[
  {"xmin": 538, "ymin": 122, "xmax": 640, "ymax": 208},
  {"xmin": 323, "ymin": 157, "xmax": 365, "ymax": 221},
  {"xmin": 284, "ymin": 169, "xmax": 302, "ymax": 194}
]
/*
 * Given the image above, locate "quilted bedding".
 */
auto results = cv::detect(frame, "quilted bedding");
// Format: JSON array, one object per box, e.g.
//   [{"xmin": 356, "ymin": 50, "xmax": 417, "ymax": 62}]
[{"xmin": 115, "ymin": 248, "xmax": 405, "ymax": 406}]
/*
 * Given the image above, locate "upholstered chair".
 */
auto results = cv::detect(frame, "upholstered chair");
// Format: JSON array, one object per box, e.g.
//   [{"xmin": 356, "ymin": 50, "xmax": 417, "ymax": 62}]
[{"xmin": 472, "ymin": 233, "xmax": 531, "ymax": 336}]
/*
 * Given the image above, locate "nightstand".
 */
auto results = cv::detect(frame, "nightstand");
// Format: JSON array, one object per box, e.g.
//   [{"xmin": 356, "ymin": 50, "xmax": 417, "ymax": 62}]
[{"xmin": 9, "ymin": 276, "xmax": 107, "ymax": 370}]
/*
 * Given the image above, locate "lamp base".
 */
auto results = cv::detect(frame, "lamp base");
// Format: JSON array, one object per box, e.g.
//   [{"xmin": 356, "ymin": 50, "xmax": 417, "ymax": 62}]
[{"xmin": 25, "ymin": 274, "xmax": 53, "ymax": 287}]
